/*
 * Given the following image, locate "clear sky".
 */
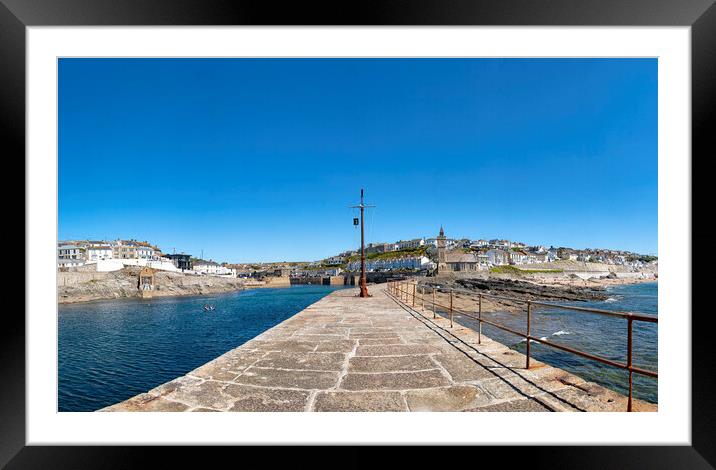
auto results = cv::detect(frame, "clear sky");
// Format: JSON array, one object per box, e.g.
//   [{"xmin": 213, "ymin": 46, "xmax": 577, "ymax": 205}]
[{"xmin": 59, "ymin": 58, "xmax": 657, "ymax": 263}]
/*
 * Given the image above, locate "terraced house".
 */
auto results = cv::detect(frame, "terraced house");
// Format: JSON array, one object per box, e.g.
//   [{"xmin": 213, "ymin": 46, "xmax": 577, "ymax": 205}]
[{"xmin": 112, "ymin": 241, "xmax": 154, "ymax": 260}]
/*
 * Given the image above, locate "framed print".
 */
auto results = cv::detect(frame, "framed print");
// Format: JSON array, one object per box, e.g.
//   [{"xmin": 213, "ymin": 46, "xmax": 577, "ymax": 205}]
[{"xmin": 4, "ymin": 0, "xmax": 713, "ymax": 466}]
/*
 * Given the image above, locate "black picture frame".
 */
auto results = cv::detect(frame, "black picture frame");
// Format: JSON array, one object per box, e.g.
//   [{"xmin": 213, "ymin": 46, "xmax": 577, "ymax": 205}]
[{"xmin": 4, "ymin": 0, "xmax": 712, "ymax": 467}]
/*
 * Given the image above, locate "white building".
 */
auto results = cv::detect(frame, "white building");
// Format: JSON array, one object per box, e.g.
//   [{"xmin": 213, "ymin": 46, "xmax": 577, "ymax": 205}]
[
  {"xmin": 86, "ymin": 245, "xmax": 113, "ymax": 262},
  {"xmin": 58, "ymin": 245, "xmax": 84, "ymax": 261},
  {"xmin": 508, "ymin": 250, "xmax": 537, "ymax": 265},
  {"xmin": 57, "ymin": 258, "xmax": 84, "ymax": 268},
  {"xmin": 486, "ymin": 249, "xmax": 510, "ymax": 266},
  {"xmin": 395, "ymin": 238, "xmax": 425, "ymax": 250},
  {"xmin": 426, "ymin": 237, "xmax": 457, "ymax": 248},
  {"xmin": 137, "ymin": 246, "xmax": 154, "ymax": 259},
  {"xmin": 112, "ymin": 241, "xmax": 154, "ymax": 260},
  {"xmin": 193, "ymin": 260, "xmax": 232, "ymax": 276}
]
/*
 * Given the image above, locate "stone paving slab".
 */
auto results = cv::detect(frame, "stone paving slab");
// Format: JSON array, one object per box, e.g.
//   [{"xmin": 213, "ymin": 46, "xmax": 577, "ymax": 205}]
[
  {"xmin": 254, "ymin": 351, "xmax": 346, "ymax": 371},
  {"xmin": 102, "ymin": 284, "xmax": 657, "ymax": 412},
  {"xmin": 313, "ymin": 391, "xmax": 406, "ymax": 412},
  {"xmin": 348, "ymin": 355, "xmax": 437, "ymax": 373},
  {"xmin": 340, "ymin": 369, "xmax": 450, "ymax": 391}
]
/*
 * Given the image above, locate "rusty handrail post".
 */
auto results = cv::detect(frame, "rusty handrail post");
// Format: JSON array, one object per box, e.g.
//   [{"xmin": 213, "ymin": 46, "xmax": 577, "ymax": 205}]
[
  {"xmin": 449, "ymin": 289, "xmax": 454, "ymax": 328},
  {"xmin": 432, "ymin": 287, "xmax": 436, "ymax": 319},
  {"xmin": 627, "ymin": 316, "xmax": 633, "ymax": 412},
  {"xmin": 412, "ymin": 282, "xmax": 416, "ymax": 307},
  {"xmin": 526, "ymin": 300, "xmax": 532, "ymax": 369},
  {"xmin": 478, "ymin": 293, "xmax": 482, "ymax": 345}
]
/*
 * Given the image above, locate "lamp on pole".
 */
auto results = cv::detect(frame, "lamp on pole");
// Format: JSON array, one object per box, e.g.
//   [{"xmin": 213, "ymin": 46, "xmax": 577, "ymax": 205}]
[{"xmin": 350, "ymin": 189, "xmax": 375, "ymax": 298}]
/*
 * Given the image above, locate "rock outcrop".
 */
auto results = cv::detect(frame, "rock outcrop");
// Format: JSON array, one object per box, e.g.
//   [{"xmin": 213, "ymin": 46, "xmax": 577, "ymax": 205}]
[{"xmin": 58, "ymin": 267, "xmax": 247, "ymax": 303}]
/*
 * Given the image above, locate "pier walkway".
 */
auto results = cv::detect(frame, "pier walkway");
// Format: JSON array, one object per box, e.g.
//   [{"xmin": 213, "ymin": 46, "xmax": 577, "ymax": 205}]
[{"xmin": 103, "ymin": 284, "xmax": 656, "ymax": 412}]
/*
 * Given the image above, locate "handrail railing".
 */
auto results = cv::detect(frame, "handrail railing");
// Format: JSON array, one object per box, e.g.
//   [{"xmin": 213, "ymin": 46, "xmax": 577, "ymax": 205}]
[{"xmin": 386, "ymin": 279, "xmax": 658, "ymax": 412}]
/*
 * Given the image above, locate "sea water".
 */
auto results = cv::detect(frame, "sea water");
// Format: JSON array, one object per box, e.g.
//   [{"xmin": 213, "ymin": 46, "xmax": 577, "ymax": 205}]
[
  {"xmin": 457, "ymin": 282, "xmax": 658, "ymax": 403},
  {"xmin": 58, "ymin": 285, "xmax": 347, "ymax": 411}
]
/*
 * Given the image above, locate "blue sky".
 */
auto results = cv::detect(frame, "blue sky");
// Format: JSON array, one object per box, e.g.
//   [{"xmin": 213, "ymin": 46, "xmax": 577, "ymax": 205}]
[{"xmin": 59, "ymin": 58, "xmax": 657, "ymax": 263}]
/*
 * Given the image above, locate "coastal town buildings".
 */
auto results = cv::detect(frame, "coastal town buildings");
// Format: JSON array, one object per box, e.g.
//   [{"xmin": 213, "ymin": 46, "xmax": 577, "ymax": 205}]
[
  {"xmin": 56, "ymin": 232, "xmax": 655, "ymax": 277},
  {"xmin": 486, "ymin": 249, "xmax": 510, "ymax": 266},
  {"xmin": 112, "ymin": 241, "xmax": 154, "ymax": 260},
  {"xmin": 163, "ymin": 254, "xmax": 193, "ymax": 271},
  {"xmin": 348, "ymin": 256, "xmax": 433, "ymax": 272},
  {"xmin": 57, "ymin": 258, "xmax": 85, "ymax": 269},
  {"xmin": 395, "ymin": 238, "xmax": 425, "ymax": 250},
  {"xmin": 193, "ymin": 260, "xmax": 234, "ymax": 276},
  {"xmin": 426, "ymin": 236, "xmax": 457, "ymax": 249},
  {"xmin": 365, "ymin": 242, "xmax": 397, "ymax": 255},
  {"xmin": 86, "ymin": 245, "xmax": 113, "ymax": 261},
  {"xmin": 436, "ymin": 227, "xmax": 487, "ymax": 274},
  {"xmin": 58, "ymin": 245, "xmax": 84, "ymax": 260}
]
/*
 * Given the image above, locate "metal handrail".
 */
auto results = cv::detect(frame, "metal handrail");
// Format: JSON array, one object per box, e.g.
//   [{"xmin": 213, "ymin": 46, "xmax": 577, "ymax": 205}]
[{"xmin": 386, "ymin": 279, "xmax": 658, "ymax": 412}]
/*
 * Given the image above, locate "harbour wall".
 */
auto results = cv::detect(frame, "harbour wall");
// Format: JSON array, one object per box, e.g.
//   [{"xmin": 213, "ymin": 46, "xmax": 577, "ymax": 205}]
[{"xmin": 290, "ymin": 276, "xmax": 345, "ymax": 286}]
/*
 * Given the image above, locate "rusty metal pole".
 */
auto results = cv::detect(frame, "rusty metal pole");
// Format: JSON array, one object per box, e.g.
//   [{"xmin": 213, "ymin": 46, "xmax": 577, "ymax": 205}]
[
  {"xmin": 526, "ymin": 301, "xmax": 532, "ymax": 369},
  {"xmin": 349, "ymin": 189, "xmax": 373, "ymax": 298},
  {"xmin": 432, "ymin": 288, "xmax": 436, "ymax": 319},
  {"xmin": 449, "ymin": 290, "xmax": 454, "ymax": 328},
  {"xmin": 478, "ymin": 294, "xmax": 482, "ymax": 345},
  {"xmin": 412, "ymin": 282, "xmax": 416, "ymax": 307},
  {"xmin": 627, "ymin": 316, "xmax": 633, "ymax": 412},
  {"xmin": 359, "ymin": 189, "xmax": 368, "ymax": 297}
]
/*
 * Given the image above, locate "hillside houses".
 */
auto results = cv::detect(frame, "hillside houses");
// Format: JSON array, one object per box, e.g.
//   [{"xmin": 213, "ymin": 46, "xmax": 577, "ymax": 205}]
[
  {"xmin": 347, "ymin": 256, "xmax": 434, "ymax": 273},
  {"xmin": 86, "ymin": 245, "xmax": 113, "ymax": 262}
]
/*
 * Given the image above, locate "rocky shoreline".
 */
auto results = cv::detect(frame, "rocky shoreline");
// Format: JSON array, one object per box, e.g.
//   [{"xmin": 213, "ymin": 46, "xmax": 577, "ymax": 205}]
[
  {"xmin": 418, "ymin": 277, "xmax": 615, "ymax": 313},
  {"xmin": 58, "ymin": 267, "xmax": 251, "ymax": 304}
]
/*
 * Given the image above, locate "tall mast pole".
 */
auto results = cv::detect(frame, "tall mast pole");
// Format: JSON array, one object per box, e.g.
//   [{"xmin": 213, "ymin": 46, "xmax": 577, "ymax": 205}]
[
  {"xmin": 350, "ymin": 188, "xmax": 374, "ymax": 298},
  {"xmin": 359, "ymin": 189, "xmax": 368, "ymax": 297}
]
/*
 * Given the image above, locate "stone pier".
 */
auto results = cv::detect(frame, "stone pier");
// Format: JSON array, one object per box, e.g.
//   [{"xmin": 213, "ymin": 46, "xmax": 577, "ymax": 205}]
[{"xmin": 102, "ymin": 283, "xmax": 656, "ymax": 412}]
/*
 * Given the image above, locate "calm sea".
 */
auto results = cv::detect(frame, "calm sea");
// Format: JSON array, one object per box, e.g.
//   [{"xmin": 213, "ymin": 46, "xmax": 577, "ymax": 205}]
[
  {"xmin": 59, "ymin": 282, "xmax": 657, "ymax": 411},
  {"xmin": 58, "ymin": 285, "xmax": 347, "ymax": 412},
  {"xmin": 452, "ymin": 282, "xmax": 658, "ymax": 403}
]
